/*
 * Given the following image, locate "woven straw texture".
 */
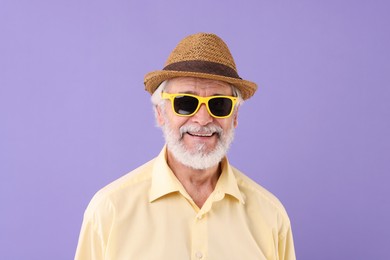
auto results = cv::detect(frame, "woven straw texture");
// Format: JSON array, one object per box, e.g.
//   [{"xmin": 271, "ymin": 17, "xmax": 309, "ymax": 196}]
[
  {"xmin": 165, "ymin": 33, "xmax": 237, "ymax": 70},
  {"xmin": 144, "ymin": 33, "xmax": 257, "ymax": 100}
]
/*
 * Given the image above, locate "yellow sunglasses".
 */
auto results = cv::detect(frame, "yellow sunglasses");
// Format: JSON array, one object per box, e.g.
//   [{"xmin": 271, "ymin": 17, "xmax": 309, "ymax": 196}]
[{"xmin": 161, "ymin": 93, "xmax": 238, "ymax": 118}]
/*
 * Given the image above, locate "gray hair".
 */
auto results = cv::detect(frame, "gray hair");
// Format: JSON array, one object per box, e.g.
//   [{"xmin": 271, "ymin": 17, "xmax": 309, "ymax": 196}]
[{"xmin": 151, "ymin": 80, "xmax": 169, "ymax": 107}]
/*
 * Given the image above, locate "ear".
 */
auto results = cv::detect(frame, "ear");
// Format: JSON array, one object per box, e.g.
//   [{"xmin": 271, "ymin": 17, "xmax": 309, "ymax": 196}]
[
  {"xmin": 156, "ymin": 105, "xmax": 165, "ymax": 126},
  {"xmin": 233, "ymin": 107, "xmax": 239, "ymax": 128}
]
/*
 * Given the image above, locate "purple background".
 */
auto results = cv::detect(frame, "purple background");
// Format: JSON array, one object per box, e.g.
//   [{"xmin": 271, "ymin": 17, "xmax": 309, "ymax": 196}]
[{"xmin": 1, "ymin": 0, "xmax": 389, "ymax": 259}]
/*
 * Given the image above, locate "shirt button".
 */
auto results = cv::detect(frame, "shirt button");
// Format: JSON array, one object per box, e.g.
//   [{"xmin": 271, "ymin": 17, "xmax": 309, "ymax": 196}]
[
  {"xmin": 197, "ymin": 215, "xmax": 203, "ymax": 220},
  {"xmin": 195, "ymin": 251, "xmax": 203, "ymax": 259}
]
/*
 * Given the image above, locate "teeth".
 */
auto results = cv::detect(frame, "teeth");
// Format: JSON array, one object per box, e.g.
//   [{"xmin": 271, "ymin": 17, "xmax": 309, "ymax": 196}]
[{"xmin": 189, "ymin": 132, "xmax": 213, "ymax": 137}]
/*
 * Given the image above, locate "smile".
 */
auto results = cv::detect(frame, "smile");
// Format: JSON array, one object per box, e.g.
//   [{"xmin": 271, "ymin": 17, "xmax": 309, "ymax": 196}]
[{"xmin": 187, "ymin": 132, "xmax": 216, "ymax": 137}]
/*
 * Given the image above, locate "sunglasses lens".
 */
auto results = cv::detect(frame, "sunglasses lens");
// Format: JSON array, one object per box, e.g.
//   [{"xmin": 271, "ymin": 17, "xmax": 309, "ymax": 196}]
[
  {"xmin": 173, "ymin": 95, "xmax": 199, "ymax": 115},
  {"xmin": 209, "ymin": 97, "xmax": 233, "ymax": 117}
]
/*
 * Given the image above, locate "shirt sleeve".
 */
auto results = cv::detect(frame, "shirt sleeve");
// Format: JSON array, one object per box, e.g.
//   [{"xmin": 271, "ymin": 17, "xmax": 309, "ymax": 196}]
[
  {"xmin": 278, "ymin": 223, "xmax": 296, "ymax": 260},
  {"xmin": 74, "ymin": 214, "xmax": 105, "ymax": 259},
  {"xmin": 74, "ymin": 196, "xmax": 115, "ymax": 260}
]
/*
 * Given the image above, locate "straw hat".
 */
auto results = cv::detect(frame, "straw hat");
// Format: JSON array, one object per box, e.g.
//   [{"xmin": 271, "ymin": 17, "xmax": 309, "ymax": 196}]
[{"xmin": 144, "ymin": 33, "xmax": 257, "ymax": 100}]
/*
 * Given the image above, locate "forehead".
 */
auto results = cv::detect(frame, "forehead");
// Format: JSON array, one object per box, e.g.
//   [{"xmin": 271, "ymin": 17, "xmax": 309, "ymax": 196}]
[{"xmin": 166, "ymin": 77, "xmax": 232, "ymax": 95}]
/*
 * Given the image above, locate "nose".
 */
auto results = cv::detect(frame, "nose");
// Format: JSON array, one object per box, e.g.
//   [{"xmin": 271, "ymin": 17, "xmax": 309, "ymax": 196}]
[{"xmin": 191, "ymin": 104, "xmax": 213, "ymax": 125}]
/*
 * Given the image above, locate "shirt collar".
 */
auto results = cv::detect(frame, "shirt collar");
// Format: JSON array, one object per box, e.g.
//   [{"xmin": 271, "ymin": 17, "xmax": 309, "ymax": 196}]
[
  {"xmin": 216, "ymin": 157, "xmax": 245, "ymax": 204},
  {"xmin": 149, "ymin": 146, "xmax": 245, "ymax": 204},
  {"xmin": 149, "ymin": 146, "xmax": 182, "ymax": 202}
]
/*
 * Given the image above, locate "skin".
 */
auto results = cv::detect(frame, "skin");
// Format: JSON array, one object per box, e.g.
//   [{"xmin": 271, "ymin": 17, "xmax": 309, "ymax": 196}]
[{"xmin": 156, "ymin": 77, "xmax": 239, "ymax": 208}]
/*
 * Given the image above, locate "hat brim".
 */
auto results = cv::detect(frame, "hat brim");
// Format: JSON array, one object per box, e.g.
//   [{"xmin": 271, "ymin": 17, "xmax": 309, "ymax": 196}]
[{"xmin": 144, "ymin": 70, "xmax": 257, "ymax": 100}]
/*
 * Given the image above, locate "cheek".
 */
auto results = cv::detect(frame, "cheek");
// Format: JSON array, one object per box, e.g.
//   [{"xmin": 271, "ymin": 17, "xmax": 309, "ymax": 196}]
[
  {"xmin": 164, "ymin": 108, "xmax": 189, "ymax": 130},
  {"xmin": 216, "ymin": 117, "xmax": 235, "ymax": 131},
  {"xmin": 172, "ymin": 118, "xmax": 190, "ymax": 131}
]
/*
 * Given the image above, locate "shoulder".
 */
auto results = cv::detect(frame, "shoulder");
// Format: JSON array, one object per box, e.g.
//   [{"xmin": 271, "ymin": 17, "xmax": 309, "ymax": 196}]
[
  {"xmin": 83, "ymin": 158, "xmax": 155, "ymax": 218},
  {"xmin": 230, "ymin": 165, "xmax": 293, "ymax": 237},
  {"xmin": 231, "ymin": 165, "xmax": 291, "ymax": 223}
]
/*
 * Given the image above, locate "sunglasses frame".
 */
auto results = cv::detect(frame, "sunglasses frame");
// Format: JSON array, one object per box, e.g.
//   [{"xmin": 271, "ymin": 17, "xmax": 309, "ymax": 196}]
[{"xmin": 161, "ymin": 92, "xmax": 238, "ymax": 118}]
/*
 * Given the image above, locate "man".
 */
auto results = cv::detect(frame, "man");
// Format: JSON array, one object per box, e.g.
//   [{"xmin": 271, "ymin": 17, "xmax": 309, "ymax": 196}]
[{"xmin": 75, "ymin": 33, "xmax": 296, "ymax": 260}]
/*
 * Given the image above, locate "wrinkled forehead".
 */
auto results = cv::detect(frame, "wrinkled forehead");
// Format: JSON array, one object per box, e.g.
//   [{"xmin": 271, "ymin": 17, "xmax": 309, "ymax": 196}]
[{"xmin": 165, "ymin": 77, "xmax": 233, "ymax": 95}]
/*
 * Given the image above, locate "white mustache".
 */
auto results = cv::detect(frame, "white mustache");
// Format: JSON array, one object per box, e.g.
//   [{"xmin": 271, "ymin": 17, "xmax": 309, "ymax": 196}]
[{"xmin": 179, "ymin": 124, "xmax": 223, "ymax": 138}]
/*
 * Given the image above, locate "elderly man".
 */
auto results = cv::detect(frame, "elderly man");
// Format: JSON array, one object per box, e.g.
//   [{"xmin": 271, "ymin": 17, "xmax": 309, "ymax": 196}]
[{"xmin": 75, "ymin": 33, "xmax": 296, "ymax": 260}]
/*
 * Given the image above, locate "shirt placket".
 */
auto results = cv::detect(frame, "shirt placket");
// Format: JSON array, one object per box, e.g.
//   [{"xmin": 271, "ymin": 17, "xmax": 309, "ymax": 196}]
[
  {"xmin": 191, "ymin": 210, "xmax": 208, "ymax": 260},
  {"xmin": 190, "ymin": 190, "xmax": 225, "ymax": 260}
]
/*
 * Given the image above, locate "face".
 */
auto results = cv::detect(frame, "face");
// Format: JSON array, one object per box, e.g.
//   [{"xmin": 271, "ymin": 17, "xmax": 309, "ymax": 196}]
[{"xmin": 156, "ymin": 77, "xmax": 239, "ymax": 170}]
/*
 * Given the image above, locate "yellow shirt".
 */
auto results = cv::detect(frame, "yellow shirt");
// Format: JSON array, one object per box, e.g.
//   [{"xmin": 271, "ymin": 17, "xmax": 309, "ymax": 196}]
[{"xmin": 75, "ymin": 147, "xmax": 296, "ymax": 260}]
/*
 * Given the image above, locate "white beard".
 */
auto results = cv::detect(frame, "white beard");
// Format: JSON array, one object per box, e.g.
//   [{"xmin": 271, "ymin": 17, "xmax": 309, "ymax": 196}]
[{"xmin": 161, "ymin": 118, "xmax": 235, "ymax": 170}]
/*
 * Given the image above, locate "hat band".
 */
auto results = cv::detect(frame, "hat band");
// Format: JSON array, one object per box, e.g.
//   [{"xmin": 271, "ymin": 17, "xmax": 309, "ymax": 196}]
[{"xmin": 163, "ymin": 60, "xmax": 242, "ymax": 79}]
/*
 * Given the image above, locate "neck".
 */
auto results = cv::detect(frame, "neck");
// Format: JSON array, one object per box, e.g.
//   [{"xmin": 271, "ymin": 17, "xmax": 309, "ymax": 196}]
[{"xmin": 166, "ymin": 149, "xmax": 221, "ymax": 208}]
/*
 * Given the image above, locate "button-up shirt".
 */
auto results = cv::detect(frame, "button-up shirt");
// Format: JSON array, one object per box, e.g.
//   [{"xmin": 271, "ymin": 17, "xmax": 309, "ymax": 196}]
[{"xmin": 75, "ymin": 147, "xmax": 295, "ymax": 260}]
